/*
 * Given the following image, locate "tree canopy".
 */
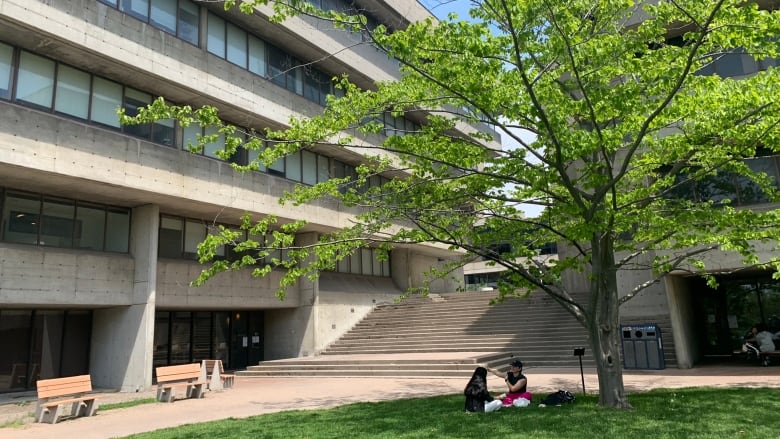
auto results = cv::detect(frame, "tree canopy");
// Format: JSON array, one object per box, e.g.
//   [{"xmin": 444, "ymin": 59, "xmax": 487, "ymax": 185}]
[{"xmin": 124, "ymin": 0, "xmax": 780, "ymax": 408}]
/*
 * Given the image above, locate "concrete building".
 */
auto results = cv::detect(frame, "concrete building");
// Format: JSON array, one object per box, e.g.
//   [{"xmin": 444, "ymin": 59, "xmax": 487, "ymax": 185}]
[{"xmin": 0, "ymin": 0, "xmax": 501, "ymax": 393}]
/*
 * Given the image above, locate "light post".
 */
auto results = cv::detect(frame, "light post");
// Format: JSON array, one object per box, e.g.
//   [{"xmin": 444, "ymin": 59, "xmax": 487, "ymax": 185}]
[{"xmin": 573, "ymin": 347, "xmax": 586, "ymax": 395}]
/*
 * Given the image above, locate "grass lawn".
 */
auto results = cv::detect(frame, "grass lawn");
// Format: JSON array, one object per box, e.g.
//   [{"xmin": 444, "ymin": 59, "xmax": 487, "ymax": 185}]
[{"xmin": 123, "ymin": 387, "xmax": 780, "ymax": 439}]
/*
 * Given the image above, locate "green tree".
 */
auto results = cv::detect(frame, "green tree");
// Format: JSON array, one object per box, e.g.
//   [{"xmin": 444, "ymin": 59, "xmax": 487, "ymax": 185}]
[{"xmin": 125, "ymin": 0, "xmax": 780, "ymax": 408}]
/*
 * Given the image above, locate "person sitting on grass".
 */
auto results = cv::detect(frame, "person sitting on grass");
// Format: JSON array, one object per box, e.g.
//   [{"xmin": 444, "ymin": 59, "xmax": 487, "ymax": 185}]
[
  {"xmin": 489, "ymin": 359, "xmax": 531, "ymax": 406},
  {"xmin": 464, "ymin": 367, "xmax": 503, "ymax": 413}
]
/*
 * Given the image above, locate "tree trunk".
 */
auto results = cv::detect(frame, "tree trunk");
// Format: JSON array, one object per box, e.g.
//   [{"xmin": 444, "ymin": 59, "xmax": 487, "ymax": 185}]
[{"xmin": 589, "ymin": 232, "xmax": 633, "ymax": 409}]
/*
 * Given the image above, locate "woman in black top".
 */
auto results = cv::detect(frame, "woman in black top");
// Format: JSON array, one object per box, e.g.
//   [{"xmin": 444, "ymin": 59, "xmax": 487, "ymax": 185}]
[{"xmin": 464, "ymin": 367, "xmax": 502, "ymax": 412}]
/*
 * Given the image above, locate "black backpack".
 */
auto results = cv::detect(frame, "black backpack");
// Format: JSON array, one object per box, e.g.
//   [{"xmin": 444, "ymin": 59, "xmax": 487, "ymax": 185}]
[{"xmin": 540, "ymin": 390, "xmax": 575, "ymax": 406}]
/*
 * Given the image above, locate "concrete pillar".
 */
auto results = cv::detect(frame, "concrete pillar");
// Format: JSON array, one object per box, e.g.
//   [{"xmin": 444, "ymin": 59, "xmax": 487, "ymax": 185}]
[
  {"xmin": 90, "ymin": 204, "xmax": 159, "ymax": 391},
  {"xmin": 264, "ymin": 232, "xmax": 319, "ymax": 359}
]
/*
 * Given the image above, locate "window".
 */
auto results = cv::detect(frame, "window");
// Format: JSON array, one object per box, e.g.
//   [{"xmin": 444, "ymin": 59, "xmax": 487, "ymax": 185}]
[
  {"xmin": 226, "ymin": 23, "xmax": 247, "ymax": 68},
  {"xmin": 248, "ymin": 36, "xmax": 266, "ymax": 77},
  {"xmin": 159, "ymin": 216, "xmax": 183, "ymax": 258},
  {"xmin": 55, "ymin": 65, "xmax": 91, "ymax": 119},
  {"xmin": 302, "ymin": 150, "xmax": 317, "ymax": 185},
  {"xmin": 75, "ymin": 203, "xmax": 106, "ymax": 251},
  {"xmin": 178, "ymin": 1, "xmax": 199, "ymax": 45},
  {"xmin": 203, "ymin": 126, "xmax": 226, "ymax": 159},
  {"xmin": 121, "ymin": 0, "xmax": 150, "ymax": 21},
  {"xmin": 184, "ymin": 219, "xmax": 206, "ymax": 259},
  {"xmin": 123, "ymin": 88, "xmax": 152, "ymax": 138},
  {"xmin": 91, "ymin": 77, "xmax": 123, "ymax": 128},
  {"xmin": 105, "ymin": 208, "xmax": 130, "ymax": 253},
  {"xmin": 150, "ymin": 0, "xmax": 177, "ymax": 34},
  {"xmin": 3, "ymin": 192, "xmax": 40, "ymax": 245},
  {"xmin": 0, "ymin": 42, "xmax": 12, "ymax": 99},
  {"xmin": 16, "ymin": 51, "xmax": 55, "ymax": 109},
  {"xmin": 1, "ymin": 189, "xmax": 129, "ymax": 251},
  {"xmin": 207, "ymin": 14, "xmax": 226, "ymax": 58},
  {"xmin": 317, "ymin": 155, "xmax": 329, "ymax": 183},
  {"xmin": 286, "ymin": 151, "xmax": 302, "ymax": 181},
  {"xmin": 360, "ymin": 248, "xmax": 372, "ymax": 276}
]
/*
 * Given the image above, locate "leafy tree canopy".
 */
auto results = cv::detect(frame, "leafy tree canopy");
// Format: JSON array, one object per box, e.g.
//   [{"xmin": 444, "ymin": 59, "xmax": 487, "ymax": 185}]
[{"xmin": 124, "ymin": 0, "xmax": 780, "ymax": 408}]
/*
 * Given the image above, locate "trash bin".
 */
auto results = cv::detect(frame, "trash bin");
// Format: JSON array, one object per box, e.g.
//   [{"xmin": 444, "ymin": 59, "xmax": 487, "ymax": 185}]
[{"xmin": 621, "ymin": 324, "xmax": 665, "ymax": 369}]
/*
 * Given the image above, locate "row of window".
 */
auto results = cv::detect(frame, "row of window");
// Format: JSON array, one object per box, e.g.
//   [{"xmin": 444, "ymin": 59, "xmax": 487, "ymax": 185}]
[
  {"xmin": 0, "ymin": 187, "xmax": 392, "ymax": 277},
  {"xmin": 0, "ymin": 43, "xmax": 174, "ymax": 144},
  {"xmin": 0, "ymin": 41, "xmax": 395, "ymax": 189},
  {"xmin": 159, "ymin": 214, "xmax": 391, "ymax": 277},
  {"xmin": 97, "ymin": 0, "xmax": 199, "ymax": 45},
  {"xmin": 0, "ymin": 189, "xmax": 131, "ymax": 253}
]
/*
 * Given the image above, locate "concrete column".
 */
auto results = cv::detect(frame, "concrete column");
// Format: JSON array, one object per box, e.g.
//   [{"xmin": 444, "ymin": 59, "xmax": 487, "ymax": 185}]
[
  {"xmin": 90, "ymin": 204, "xmax": 159, "ymax": 391},
  {"xmin": 264, "ymin": 232, "xmax": 319, "ymax": 358}
]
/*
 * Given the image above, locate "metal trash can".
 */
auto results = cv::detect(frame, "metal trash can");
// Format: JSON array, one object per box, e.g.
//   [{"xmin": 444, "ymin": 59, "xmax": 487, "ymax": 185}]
[{"xmin": 621, "ymin": 324, "xmax": 665, "ymax": 369}]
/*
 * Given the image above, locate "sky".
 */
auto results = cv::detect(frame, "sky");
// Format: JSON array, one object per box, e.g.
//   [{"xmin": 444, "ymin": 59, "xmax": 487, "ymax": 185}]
[{"xmin": 419, "ymin": 1, "xmax": 544, "ymax": 218}]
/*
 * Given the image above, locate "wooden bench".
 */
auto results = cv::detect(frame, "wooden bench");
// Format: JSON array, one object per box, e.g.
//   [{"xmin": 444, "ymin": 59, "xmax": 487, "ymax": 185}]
[
  {"xmin": 200, "ymin": 359, "xmax": 235, "ymax": 390},
  {"xmin": 155, "ymin": 363, "xmax": 208, "ymax": 402},
  {"xmin": 35, "ymin": 374, "xmax": 98, "ymax": 424}
]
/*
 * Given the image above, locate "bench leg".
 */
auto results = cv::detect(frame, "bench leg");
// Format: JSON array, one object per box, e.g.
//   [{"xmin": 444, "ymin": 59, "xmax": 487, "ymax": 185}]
[
  {"xmin": 157, "ymin": 387, "xmax": 175, "ymax": 403},
  {"xmin": 189, "ymin": 384, "xmax": 205, "ymax": 399},
  {"xmin": 39, "ymin": 404, "xmax": 65, "ymax": 424},
  {"xmin": 81, "ymin": 399, "xmax": 99, "ymax": 417}
]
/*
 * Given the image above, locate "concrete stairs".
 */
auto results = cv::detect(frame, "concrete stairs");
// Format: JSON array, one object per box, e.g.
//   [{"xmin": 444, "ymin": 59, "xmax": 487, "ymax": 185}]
[{"xmin": 240, "ymin": 291, "xmax": 601, "ymax": 378}]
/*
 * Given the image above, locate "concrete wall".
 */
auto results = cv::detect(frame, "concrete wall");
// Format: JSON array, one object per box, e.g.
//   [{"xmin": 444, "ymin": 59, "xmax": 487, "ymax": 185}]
[
  {"xmin": 664, "ymin": 275, "xmax": 700, "ymax": 368},
  {"xmin": 391, "ymin": 248, "xmax": 463, "ymax": 294},
  {"xmin": 91, "ymin": 204, "xmax": 158, "ymax": 391},
  {"xmin": 0, "ymin": 244, "xmax": 134, "ymax": 306},
  {"xmin": 156, "ymin": 260, "xmax": 301, "ymax": 309}
]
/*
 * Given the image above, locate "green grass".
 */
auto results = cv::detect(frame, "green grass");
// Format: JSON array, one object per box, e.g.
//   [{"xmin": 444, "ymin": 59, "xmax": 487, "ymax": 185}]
[
  {"xmin": 122, "ymin": 387, "xmax": 780, "ymax": 439},
  {"xmin": 102, "ymin": 397, "xmax": 158, "ymax": 411}
]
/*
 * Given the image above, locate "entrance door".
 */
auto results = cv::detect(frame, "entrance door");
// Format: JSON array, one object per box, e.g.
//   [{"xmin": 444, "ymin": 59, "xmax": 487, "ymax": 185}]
[
  {"xmin": 697, "ymin": 275, "xmax": 780, "ymax": 356},
  {"xmin": 229, "ymin": 311, "xmax": 263, "ymax": 369}
]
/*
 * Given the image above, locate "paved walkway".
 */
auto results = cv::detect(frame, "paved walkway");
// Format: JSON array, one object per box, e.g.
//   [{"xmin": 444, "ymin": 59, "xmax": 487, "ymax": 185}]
[{"xmin": 2, "ymin": 363, "xmax": 780, "ymax": 439}]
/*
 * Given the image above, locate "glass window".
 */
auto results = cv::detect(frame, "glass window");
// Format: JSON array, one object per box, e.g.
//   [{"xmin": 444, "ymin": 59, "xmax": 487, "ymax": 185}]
[
  {"xmin": 3, "ymin": 192, "xmax": 40, "ymax": 245},
  {"xmin": 192, "ymin": 312, "xmax": 211, "ymax": 362},
  {"xmin": 246, "ymin": 145, "xmax": 267, "ymax": 172},
  {"xmin": 290, "ymin": 67, "xmax": 303, "ymax": 94},
  {"xmin": 178, "ymin": 0, "xmax": 199, "ymax": 45},
  {"xmin": 372, "ymin": 250, "xmax": 382, "ymax": 276},
  {"xmin": 226, "ymin": 23, "xmax": 247, "ymax": 68},
  {"xmin": 159, "ymin": 216, "xmax": 183, "ymax": 258},
  {"xmin": 184, "ymin": 219, "xmax": 206, "ymax": 259},
  {"xmin": 152, "ymin": 118, "xmax": 175, "ymax": 146},
  {"xmin": 121, "ymin": 0, "xmax": 149, "ymax": 21},
  {"xmin": 382, "ymin": 258, "xmax": 390, "ymax": 277},
  {"xmin": 268, "ymin": 147, "xmax": 285, "ymax": 176},
  {"xmin": 60, "ymin": 310, "xmax": 92, "ymax": 377},
  {"xmin": 337, "ymin": 255, "xmax": 349, "ymax": 273},
  {"xmin": 0, "ymin": 42, "xmax": 13, "ymax": 100},
  {"xmin": 105, "ymin": 208, "xmax": 130, "ymax": 253},
  {"xmin": 349, "ymin": 251, "xmax": 361, "ymax": 274},
  {"xmin": 150, "ymin": 0, "xmax": 177, "ymax": 34},
  {"xmin": 248, "ymin": 36, "xmax": 266, "ymax": 77},
  {"xmin": 207, "ymin": 13, "xmax": 226, "ymax": 58},
  {"xmin": 208, "ymin": 226, "xmax": 225, "ymax": 257},
  {"xmin": 17, "ymin": 51, "xmax": 55, "ymax": 109},
  {"xmin": 91, "ymin": 77, "xmax": 123, "ymax": 128},
  {"xmin": 75, "ymin": 203, "xmax": 106, "ymax": 251},
  {"xmin": 317, "ymin": 155, "xmax": 329, "ymax": 183},
  {"xmin": 170, "ymin": 311, "xmax": 191, "ymax": 364},
  {"xmin": 286, "ymin": 151, "xmax": 301, "ymax": 181},
  {"xmin": 181, "ymin": 123, "xmax": 201, "ymax": 152},
  {"xmin": 361, "ymin": 248, "xmax": 372, "ymax": 275},
  {"xmin": 0, "ymin": 309, "xmax": 33, "ymax": 390},
  {"xmin": 153, "ymin": 311, "xmax": 170, "ymax": 368},
  {"xmin": 123, "ymin": 88, "xmax": 152, "ymax": 139},
  {"xmin": 302, "ymin": 150, "xmax": 317, "ymax": 185},
  {"xmin": 203, "ymin": 126, "xmax": 225, "ymax": 159},
  {"xmin": 303, "ymin": 69, "xmax": 321, "ymax": 103},
  {"xmin": 98, "ymin": 0, "xmax": 118, "ymax": 6},
  {"xmin": 268, "ymin": 46, "xmax": 290, "ymax": 89},
  {"xmin": 55, "ymin": 65, "xmax": 91, "ymax": 120},
  {"xmin": 41, "ymin": 198, "xmax": 75, "ymax": 248}
]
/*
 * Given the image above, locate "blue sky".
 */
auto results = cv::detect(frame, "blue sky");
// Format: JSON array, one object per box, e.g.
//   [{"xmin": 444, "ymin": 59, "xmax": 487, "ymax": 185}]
[{"xmin": 419, "ymin": 0, "xmax": 475, "ymax": 20}]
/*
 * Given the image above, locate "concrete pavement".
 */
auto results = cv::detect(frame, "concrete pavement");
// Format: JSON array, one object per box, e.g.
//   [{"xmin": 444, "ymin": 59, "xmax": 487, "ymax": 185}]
[{"xmin": 2, "ymin": 362, "xmax": 780, "ymax": 439}]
